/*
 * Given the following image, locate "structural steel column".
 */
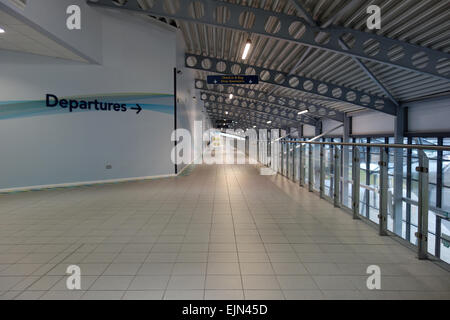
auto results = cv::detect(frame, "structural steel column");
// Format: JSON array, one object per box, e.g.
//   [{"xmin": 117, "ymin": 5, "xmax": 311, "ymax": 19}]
[
  {"xmin": 379, "ymin": 147, "xmax": 389, "ymax": 236},
  {"xmin": 257, "ymin": 130, "xmax": 260, "ymax": 163},
  {"xmin": 352, "ymin": 147, "xmax": 361, "ymax": 219},
  {"xmin": 334, "ymin": 147, "xmax": 341, "ymax": 207},
  {"xmin": 393, "ymin": 106, "xmax": 405, "ymax": 236},
  {"xmin": 342, "ymin": 116, "xmax": 351, "ymax": 206},
  {"xmin": 299, "ymin": 144, "xmax": 305, "ymax": 187},
  {"xmin": 292, "ymin": 141, "xmax": 296, "ymax": 181},
  {"xmin": 417, "ymin": 150, "xmax": 429, "ymax": 260},
  {"xmin": 308, "ymin": 144, "xmax": 314, "ymax": 192},
  {"xmin": 320, "ymin": 144, "xmax": 325, "ymax": 198}
]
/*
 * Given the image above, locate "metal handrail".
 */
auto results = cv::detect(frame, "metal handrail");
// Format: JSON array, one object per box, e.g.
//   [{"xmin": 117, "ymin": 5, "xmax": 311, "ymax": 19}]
[
  {"xmin": 402, "ymin": 197, "xmax": 449, "ymax": 220},
  {"xmin": 260, "ymin": 138, "xmax": 446, "ymax": 260},
  {"xmin": 281, "ymin": 140, "xmax": 450, "ymax": 151}
]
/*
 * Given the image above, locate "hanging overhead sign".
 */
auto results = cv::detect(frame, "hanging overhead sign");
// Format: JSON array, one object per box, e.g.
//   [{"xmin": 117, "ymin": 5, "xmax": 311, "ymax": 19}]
[{"xmin": 207, "ymin": 75, "xmax": 259, "ymax": 85}]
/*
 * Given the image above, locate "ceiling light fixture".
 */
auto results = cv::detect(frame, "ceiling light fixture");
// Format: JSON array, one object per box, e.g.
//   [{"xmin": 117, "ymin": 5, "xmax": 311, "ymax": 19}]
[
  {"xmin": 0, "ymin": 27, "xmax": 5, "ymax": 34},
  {"xmin": 229, "ymin": 93, "xmax": 233, "ymax": 100},
  {"xmin": 242, "ymin": 39, "xmax": 252, "ymax": 60},
  {"xmin": 298, "ymin": 110, "xmax": 309, "ymax": 115},
  {"xmin": 267, "ymin": 120, "xmax": 272, "ymax": 124}
]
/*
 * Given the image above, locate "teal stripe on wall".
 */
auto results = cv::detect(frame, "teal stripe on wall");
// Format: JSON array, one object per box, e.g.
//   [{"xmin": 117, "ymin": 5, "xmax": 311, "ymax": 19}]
[{"xmin": 0, "ymin": 94, "xmax": 174, "ymax": 120}]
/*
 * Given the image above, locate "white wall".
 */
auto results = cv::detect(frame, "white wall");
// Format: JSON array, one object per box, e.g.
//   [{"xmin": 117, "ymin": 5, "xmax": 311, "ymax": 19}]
[
  {"xmin": 303, "ymin": 125, "xmax": 316, "ymax": 137},
  {"xmin": 407, "ymin": 97, "xmax": 450, "ymax": 133},
  {"xmin": 175, "ymin": 30, "xmax": 203, "ymax": 172},
  {"xmin": 352, "ymin": 111, "xmax": 395, "ymax": 135},
  {"xmin": 0, "ymin": 0, "xmax": 102, "ymax": 62},
  {"xmin": 322, "ymin": 119, "xmax": 344, "ymax": 136},
  {"xmin": 0, "ymin": 9, "xmax": 177, "ymax": 190}
]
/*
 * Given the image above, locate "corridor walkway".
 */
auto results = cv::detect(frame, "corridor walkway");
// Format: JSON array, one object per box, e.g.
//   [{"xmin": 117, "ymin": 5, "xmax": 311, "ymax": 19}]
[{"xmin": 0, "ymin": 164, "xmax": 449, "ymax": 300}]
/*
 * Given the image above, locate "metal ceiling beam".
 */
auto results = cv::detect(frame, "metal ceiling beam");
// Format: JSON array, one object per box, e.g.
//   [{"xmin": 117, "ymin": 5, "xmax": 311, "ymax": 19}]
[
  {"xmin": 89, "ymin": 0, "xmax": 450, "ymax": 81},
  {"xmin": 288, "ymin": 0, "xmax": 316, "ymax": 26},
  {"xmin": 186, "ymin": 53, "xmax": 397, "ymax": 115},
  {"xmin": 202, "ymin": 92, "xmax": 315, "ymax": 126},
  {"xmin": 288, "ymin": 0, "xmax": 399, "ymax": 106},
  {"xmin": 203, "ymin": 92, "xmax": 317, "ymax": 125},
  {"xmin": 195, "ymin": 79, "xmax": 345, "ymax": 122},
  {"xmin": 338, "ymin": 39, "xmax": 399, "ymax": 106},
  {"xmin": 207, "ymin": 112, "xmax": 276, "ymax": 130},
  {"xmin": 206, "ymin": 108, "xmax": 279, "ymax": 129},
  {"xmin": 287, "ymin": 47, "xmax": 313, "ymax": 76}
]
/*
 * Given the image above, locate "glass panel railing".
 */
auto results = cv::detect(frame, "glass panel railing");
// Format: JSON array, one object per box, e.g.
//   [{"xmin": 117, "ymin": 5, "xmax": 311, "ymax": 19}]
[{"xmin": 258, "ymin": 138, "xmax": 450, "ymax": 264}]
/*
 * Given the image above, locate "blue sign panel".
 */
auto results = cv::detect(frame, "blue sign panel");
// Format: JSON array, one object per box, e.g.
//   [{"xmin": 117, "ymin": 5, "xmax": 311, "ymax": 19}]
[{"xmin": 207, "ymin": 75, "xmax": 259, "ymax": 85}]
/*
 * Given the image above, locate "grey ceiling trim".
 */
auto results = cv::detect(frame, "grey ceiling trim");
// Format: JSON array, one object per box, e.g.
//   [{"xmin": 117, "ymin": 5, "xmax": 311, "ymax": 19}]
[
  {"xmin": 89, "ymin": 0, "xmax": 450, "ymax": 81},
  {"xmin": 186, "ymin": 53, "xmax": 397, "ymax": 115},
  {"xmin": 195, "ymin": 79, "xmax": 345, "ymax": 122}
]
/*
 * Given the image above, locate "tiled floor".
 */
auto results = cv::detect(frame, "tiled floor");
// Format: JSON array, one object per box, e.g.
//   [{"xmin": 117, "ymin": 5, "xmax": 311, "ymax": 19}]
[{"xmin": 0, "ymin": 164, "xmax": 449, "ymax": 300}]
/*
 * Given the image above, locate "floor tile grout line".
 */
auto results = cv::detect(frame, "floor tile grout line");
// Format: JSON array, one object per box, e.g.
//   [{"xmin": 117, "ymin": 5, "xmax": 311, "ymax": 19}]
[
  {"xmin": 232, "ymin": 164, "xmax": 287, "ymax": 299},
  {"xmin": 224, "ymin": 164, "xmax": 246, "ymax": 300},
  {"xmin": 10, "ymin": 242, "xmax": 85, "ymax": 298}
]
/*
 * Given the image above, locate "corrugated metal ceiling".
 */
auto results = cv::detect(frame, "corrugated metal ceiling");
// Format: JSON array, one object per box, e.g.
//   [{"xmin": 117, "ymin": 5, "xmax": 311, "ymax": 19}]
[
  {"xmin": 101, "ymin": 0, "xmax": 450, "ymax": 125},
  {"xmin": 179, "ymin": 0, "xmax": 450, "ymax": 114}
]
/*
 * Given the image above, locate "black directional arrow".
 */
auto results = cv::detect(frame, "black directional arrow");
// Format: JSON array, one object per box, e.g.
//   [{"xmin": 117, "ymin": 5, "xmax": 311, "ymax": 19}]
[{"xmin": 131, "ymin": 104, "xmax": 142, "ymax": 114}]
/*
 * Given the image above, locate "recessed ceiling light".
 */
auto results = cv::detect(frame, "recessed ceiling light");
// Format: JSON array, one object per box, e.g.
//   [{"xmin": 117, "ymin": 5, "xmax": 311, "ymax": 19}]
[
  {"xmin": 0, "ymin": 27, "xmax": 5, "ymax": 34},
  {"xmin": 242, "ymin": 39, "xmax": 252, "ymax": 60}
]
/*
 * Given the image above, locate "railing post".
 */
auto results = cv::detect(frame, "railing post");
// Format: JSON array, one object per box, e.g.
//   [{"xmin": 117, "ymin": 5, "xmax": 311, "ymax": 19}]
[
  {"xmin": 352, "ymin": 147, "xmax": 360, "ymax": 219},
  {"xmin": 285, "ymin": 143, "xmax": 289, "ymax": 177},
  {"xmin": 257, "ymin": 135, "xmax": 260, "ymax": 163},
  {"xmin": 292, "ymin": 142, "xmax": 296, "ymax": 181},
  {"xmin": 290, "ymin": 143, "xmax": 293, "ymax": 181},
  {"xmin": 379, "ymin": 147, "xmax": 389, "ymax": 236},
  {"xmin": 267, "ymin": 131, "xmax": 270, "ymax": 167},
  {"xmin": 284, "ymin": 142, "xmax": 287, "ymax": 177},
  {"xmin": 416, "ymin": 150, "xmax": 429, "ymax": 260},
  {"xmin": 320, "ymin": 144, "xmax": 325, "ymax": 198},
  {"xmin": 308, "ymin": 144, "xmax": 313, "ymax": 192},
  {"xmin": 334, "ymin": 146, "xmax": 341, "ymax": 207},
  {"xmin": 299, "ymin": 144, "xmax": 305, "ymax": 187}
]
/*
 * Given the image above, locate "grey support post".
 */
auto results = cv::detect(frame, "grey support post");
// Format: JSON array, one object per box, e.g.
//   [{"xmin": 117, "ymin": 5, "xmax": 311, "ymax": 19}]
[
  {"xmin": 285, "ymin": 143, "xmax": 289, "ymax": 177},
  {"xmin": 342, "ymin": 117, "xmax": 351, "ymax": 206},
  {"xmin": 352, "ymin": 147, "xmax": 360, "ymax": 219},
  {"xmin": 334, "ymin": 147, "xmax": 341, "ymax": 207},
  {"xmin": 416, "ymin": 150, "xmax": 429, "ymax": 260},
  {"xmin": 379, "ymin": 147, "xmax": 389, "ymax": 236},
  {"xmin": 292, "ymin": 142, "xmax": 296, "ymax": 181},
  {"xmin": 299, "ymin": 144, "xmax": 305, "ymax": 187},
  {"xmin": 320, "ymin": 144, "xmax": 325, "ymax": 198},
  {"xmin": 308, "ymin": 144, "xmax": 314, "ymax": 192},
  {"xmin": 393, "ymin": 106, "xmax": 405, "ymax": 236}
]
